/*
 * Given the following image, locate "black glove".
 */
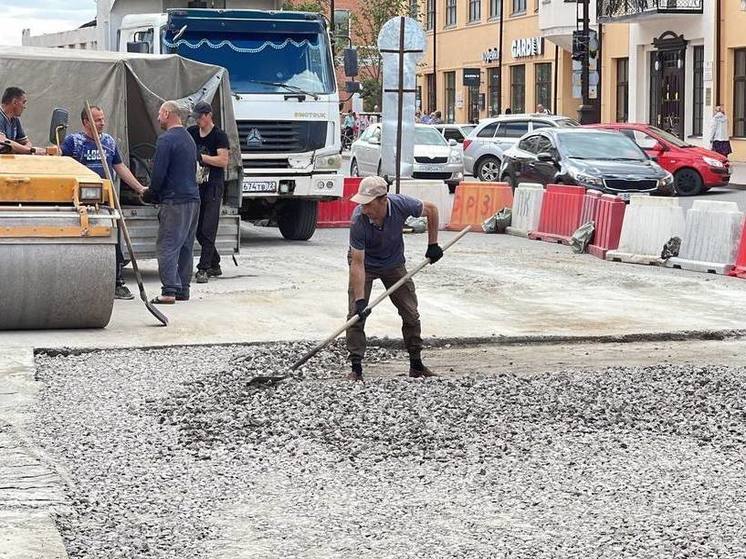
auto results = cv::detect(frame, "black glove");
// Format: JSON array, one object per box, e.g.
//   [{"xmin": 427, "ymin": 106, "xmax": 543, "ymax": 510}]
[
  {"xmin": 354, "ymin": 299, "xmax": 371, "ymax": 321},
  {"xmin": 425, "ymin": 243, "xmax": 444, "ymax": 264}
]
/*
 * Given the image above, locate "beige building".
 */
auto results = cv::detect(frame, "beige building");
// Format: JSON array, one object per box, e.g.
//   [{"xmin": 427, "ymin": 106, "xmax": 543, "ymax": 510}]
[{"xmin": 719, "ymin": 1, "xmax": 746, "ymax": 161}]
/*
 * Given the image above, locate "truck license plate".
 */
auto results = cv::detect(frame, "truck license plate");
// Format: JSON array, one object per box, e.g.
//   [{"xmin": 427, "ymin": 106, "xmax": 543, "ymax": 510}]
[{"xmin": 243, "ymin": 180, "xmax": 277, "ymax": 193}]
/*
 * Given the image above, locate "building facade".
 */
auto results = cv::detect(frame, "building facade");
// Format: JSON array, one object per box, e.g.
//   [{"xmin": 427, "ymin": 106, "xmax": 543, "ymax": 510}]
[{"xmin": 21, "ymin": 24, "xmax": 97, "ymax": 50}]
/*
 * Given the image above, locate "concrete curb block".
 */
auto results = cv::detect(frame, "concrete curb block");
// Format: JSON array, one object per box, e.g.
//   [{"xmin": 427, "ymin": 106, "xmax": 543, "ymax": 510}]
[
  {"xmin": 507, "ymin": 182, "xmax": 543, "ymax": 238},
  {"xmin": 398, "ymin": 180, "xmax": 453, "ymax": 231}
]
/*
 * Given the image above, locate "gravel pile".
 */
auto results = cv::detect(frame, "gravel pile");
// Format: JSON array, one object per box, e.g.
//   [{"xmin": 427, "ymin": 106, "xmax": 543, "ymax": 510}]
[{"xmin": 32, "ymin": 343, "xmax": 746, "ymax": 558}]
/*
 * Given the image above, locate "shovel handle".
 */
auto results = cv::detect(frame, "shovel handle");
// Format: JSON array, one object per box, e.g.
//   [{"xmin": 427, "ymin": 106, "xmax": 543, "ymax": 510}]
[{"xmin": 290, "ymin": 225, "xmax": 471, "ymax": 371}]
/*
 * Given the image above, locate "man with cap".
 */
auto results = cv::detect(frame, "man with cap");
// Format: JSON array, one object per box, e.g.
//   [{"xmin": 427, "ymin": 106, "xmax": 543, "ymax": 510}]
[
  {"xmin": 346, "ymin": 176, "xmax": 444, "ymax": 381},
  {"xmin": 187, "ymin": 100, "xmax": 230, "ymax": 283}
]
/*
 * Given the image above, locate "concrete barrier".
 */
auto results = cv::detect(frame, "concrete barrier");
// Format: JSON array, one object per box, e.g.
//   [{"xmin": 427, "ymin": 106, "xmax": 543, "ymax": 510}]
[
  {"xmin": 587, "ymin": 194, "xmax": 626, "ymax": 259},
  {"xmin": 506, "ymin": 183, "xmax": 544, "ymax": 238},
  {"xmin": 398, "ymin": 180, "xmax": 453, "ymax": 231},
  {"xmin": 317, "ymin": 177, "xmax": 360, "ymax": 228},
  {"xmin": 606, "ymin": 195, "xmax": 686, "ymax": 265},
  {"xmin": 448, "ymin": 182, "xmax": 513, "ymax": 232},
  {"xmin": 528, "ymin": 184, "xmax": 585, "ymax": 245},
  {"xmin": 666, "ymin": 200, "xmax": 744, "ymax": 275}
]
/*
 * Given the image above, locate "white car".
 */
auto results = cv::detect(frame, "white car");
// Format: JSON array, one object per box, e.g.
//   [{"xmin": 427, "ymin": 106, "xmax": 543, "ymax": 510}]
[{"xmin": 349, "ymin": 123, "xmax": 464, "ymax": 189}]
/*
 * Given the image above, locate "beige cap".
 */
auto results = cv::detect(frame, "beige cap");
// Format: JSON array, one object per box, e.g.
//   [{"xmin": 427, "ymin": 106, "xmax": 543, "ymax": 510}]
[{"xmin": 351, "ymin": 176, "xmax": 389, "ymax": 204}]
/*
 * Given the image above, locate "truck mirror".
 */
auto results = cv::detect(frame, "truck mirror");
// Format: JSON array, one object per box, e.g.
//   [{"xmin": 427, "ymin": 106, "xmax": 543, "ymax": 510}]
[
  {"xmin": 345, "ymin": 81, "xmax": 362, "ymax": 94},
  {"xmin": 127, "ymin": 41, "xmax": 150, "ymax": 53},
  {"xmin": 344, "ymin": 48, "xmax": 359, "ymax": 77},
  {"xmin": 49, "ymin": 108, "xmax": 69, "ymax": 146}
]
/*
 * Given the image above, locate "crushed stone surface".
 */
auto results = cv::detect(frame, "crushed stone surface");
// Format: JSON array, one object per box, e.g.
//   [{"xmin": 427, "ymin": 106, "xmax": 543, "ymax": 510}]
[{"xmin": 31, "ymin": 341, "xmax": 746, "ymax": 558}]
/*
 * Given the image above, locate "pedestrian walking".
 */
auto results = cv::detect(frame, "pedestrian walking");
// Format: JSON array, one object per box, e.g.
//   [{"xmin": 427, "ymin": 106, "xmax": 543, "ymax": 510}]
[
  {"xmin": 187, "ymin": 101, "xmax": 230, "ymax": 284},
  {"xmin": 346, "ymin": 176, "xmax": 443, "ymax": 381},
  {"xmin": 710, "ymin": 105, "xmax": 732, "ymax": 159},
  {"xmin": 149, "ymin": 100, "xmax": 201, "ymax": 304},
  {"xmin": 62, "ymin": 105, "xmax": 147, "ymax": 300},
  {"xmin": 431, "ymin": 111, "xmax": 443, "ymax": 124},
  {"xmin": 342, "ymin": 109, "xmax": 354, "ymax": 150},
  {"xmin": 0, "ymin": 87, "xmax": 46, "ymax": 155}
]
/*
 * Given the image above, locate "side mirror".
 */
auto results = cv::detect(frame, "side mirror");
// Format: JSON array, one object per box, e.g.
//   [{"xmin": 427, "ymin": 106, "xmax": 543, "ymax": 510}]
[
  {"xmin": 49, "ymin": 108, "xmax": 69, "ymax": 145},
  {"xmin": 127, "ymin": 41, "xmax": 150, "ymax": 53},
  {"xmin": 448, "ymin": 138, "xmax": 458, "ymax": 147},
  {"xmin": 370, "ymin": 135, "xmax": 381, "ymax": 145},
  {"xmin": 537, "ymin": 152, "xmax": 555, "ymax": 163},
  {"xmin": 344, "ymin": 48, "xmax": 359, "ymax": 77}
]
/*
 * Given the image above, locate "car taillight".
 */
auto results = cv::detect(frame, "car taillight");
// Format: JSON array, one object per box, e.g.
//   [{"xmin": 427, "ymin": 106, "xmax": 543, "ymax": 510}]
[{"xmin": 463, "ymin": 139, "xmax": 472, "ymax": 151}]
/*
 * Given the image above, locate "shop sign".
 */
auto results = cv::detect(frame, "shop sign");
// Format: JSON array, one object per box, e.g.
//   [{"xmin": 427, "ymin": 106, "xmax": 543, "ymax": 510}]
[
  {"xmin": 482, "ymin": 47, "xmax": 500, "ymax": 64},
  {"xmin": 511, "ymin": 37, "xmax": 544, "ymax": 58},
  {"xmin": 463, "ymin": 68, "xmax": 481, "ymax": 87}
]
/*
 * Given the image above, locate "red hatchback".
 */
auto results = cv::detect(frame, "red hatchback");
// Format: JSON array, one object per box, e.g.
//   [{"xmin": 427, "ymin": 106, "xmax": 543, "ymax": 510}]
[{"xmin": 587, "ymin": 123, "xmax": 731, "ymax": 196}]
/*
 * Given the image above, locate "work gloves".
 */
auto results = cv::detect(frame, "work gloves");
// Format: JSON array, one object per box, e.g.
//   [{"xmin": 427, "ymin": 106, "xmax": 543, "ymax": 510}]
[
  {"xmin": 426, "ymin": 243, "xmax": 444, "ymax": 264},
  {"xmin": 354, "ymin": 299, "xmax": 371, "ymax": 321}
]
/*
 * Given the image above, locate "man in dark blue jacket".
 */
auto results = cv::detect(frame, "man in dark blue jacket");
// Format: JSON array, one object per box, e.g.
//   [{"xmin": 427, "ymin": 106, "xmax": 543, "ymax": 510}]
[{"xmin": 148, "ymin": 100, "xmax": 200, "ymax": 304}]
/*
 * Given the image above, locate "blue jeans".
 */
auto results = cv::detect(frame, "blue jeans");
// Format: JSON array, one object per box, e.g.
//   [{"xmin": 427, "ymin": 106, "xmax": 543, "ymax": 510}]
[{"xmin": 156, "ymin": 200, "xmax": 200, "ymax": 297}]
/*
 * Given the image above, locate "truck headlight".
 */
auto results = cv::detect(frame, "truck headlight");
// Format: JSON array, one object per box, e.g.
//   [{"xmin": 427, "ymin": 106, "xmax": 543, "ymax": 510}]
[
  {"xmin": 79, "ymin": 183, "xmax": 103, "ymax": 203},
  {"xmin": 702, "ymin": 156, "xmax": 724, "ymax": 168},
  {"xmin": 314, "ymin": 154, "xmax": 342, "ymax": 171}
]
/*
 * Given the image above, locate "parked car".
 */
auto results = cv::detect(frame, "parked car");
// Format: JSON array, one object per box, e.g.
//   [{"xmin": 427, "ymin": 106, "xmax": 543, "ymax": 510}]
[
  {"xmin": 463, "ymin": 114, "xmax": 579, "ymax": 182},
  {"xmin": 499, "ymin": 128, "xmax": 675, "ymax": 200},
  {"xmin": 349, "ymin": 123, "xmax": 464, "ymax": 188},
  {"xmin": 431, "ymin": 123, "xmax": 477, "ymax": 144},
  {"xmin": 587, "ymin": 123, "xmax": 731, "ymax": 195}
]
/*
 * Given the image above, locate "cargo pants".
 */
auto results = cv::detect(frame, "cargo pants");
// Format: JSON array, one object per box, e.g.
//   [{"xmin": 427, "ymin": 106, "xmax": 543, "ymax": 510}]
[
  {"xmin": 156, "ymin": 200, "xmax": 200, "ymax": 298},
  {"xmin": 346, "ymin": 264, "xmax": 422, "ymax": 364}
]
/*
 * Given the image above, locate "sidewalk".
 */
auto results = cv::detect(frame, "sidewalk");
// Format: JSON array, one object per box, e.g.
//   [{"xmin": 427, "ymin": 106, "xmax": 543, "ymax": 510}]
[{"xmin": 730, "ymin": 160, "xmax": 746, "ymax": 188}]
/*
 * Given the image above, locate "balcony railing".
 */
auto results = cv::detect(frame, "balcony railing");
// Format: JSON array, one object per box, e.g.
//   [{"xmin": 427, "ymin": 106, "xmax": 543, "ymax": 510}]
[{"xmin": 597, "ymin": 0, "xmax": 703, "ymax": 23}]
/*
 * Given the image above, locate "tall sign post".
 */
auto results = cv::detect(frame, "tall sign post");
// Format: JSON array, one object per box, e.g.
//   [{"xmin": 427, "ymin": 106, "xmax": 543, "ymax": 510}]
[{"xmin": 378, "ymin": 16, "xmax": 426, "ymax": 192}]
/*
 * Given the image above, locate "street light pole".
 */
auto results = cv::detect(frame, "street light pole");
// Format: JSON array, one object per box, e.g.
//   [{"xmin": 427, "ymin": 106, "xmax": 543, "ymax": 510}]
[
  {"xmin": 432, "ymin": 0, "xmax": 437, "ymax": 112},
  {"xmin": 577, "ymin": 0, "xmax": 594, "ymax": 124},
  {"xmin": 497, "ymin": 0, "xmax": 505, "ymax": 113}
]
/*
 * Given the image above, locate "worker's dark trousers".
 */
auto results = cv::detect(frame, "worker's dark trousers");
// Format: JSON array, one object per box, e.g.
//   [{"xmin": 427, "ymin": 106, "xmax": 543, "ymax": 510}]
[
  {"xmin": 156, "ymin": 200, "xmax": 200, "ymax": 297},
  {"xmin": 196, "ymin": 183, "xmax": 223, "ymax": 271},
  {"xmin": 115, "ymin": 227, "xmax": 126, "ymax": 287},
  {"xmin": 346, "ymin": 265, "xmax": 422, "ymax": 364}
]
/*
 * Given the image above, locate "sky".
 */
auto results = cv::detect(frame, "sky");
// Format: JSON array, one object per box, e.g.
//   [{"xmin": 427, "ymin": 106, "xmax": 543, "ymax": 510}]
[{"xmin": 1, "ymin": 0, "xmax": 97, "ymax": 46}]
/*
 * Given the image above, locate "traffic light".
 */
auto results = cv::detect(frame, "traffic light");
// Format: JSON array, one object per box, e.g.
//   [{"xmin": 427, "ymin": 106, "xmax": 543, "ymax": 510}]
[{"xmin": 572, "ymin": 30, "xmax": 587, "ymax": 62}]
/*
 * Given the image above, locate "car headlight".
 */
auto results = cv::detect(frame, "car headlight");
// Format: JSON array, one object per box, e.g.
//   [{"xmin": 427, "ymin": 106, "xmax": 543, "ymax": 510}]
[
  {"xmin": 657, "ymin": 173, "xmax": 674, "ymax": 187},
  {"xmin": 703, "ymin": 156, "xmax": 724, "ymax": 168},
  {"xmin": 78, "ymin": 183, "xmax": 103, "ymax": 203},
  {"xmin": 449, "ymin": 150, "xmax": 463, "ymax": 164},
  {"xmin": 572, "ymin": 172, "xmax": 604, "ymax": 188},
  {"xmin": 314, "ymin": 154, "xmax": 342, "ymax": 171}
]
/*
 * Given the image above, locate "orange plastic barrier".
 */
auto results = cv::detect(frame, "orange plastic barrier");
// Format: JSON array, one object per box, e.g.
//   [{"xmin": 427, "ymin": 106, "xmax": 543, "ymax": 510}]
[
  {"xmin": 728, "ymin": 221, "xmax": 746, "ymax": 279},
  {"xmin": 447, "ymin": 182, "xmax": 513, "ymax": 232},
  {"xmin": 528, "ymin": 184, "xmax": 585, "ymax": 244},
  {"xmin": 317, "ymin": 177, "xmax": 361, "ymax": 228},
  {"xmin": 587, "ymin": 194, "xmax": 626, "ymax": 259}
]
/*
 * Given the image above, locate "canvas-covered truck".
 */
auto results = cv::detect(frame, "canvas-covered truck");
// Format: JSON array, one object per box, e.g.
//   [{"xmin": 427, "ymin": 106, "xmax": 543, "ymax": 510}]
[
  {"xmin": 0, "ymin": 46, "xmax": 242, "ymax": 259},
  {"xmin": 116, "ymin": 8, "xmax": 344, "ymax": 240}
]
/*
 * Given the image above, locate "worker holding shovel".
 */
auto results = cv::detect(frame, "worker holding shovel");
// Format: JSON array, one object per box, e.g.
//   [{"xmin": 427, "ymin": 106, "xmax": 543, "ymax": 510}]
[{"xmin": 346, "ymin": 176, "xmax": 443, "ymax": 381}]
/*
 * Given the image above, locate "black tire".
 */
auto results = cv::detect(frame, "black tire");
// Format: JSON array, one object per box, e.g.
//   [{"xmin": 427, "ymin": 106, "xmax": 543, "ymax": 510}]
[
  {"xmin": 475, "ymin": 156, "xmax": 501, "ymax": 182},
  {"xmin": 278, "ymin": 200, "xmax": 318, "ymax": 241},
  {"xmin": 674, "ymin": 168, "xmax": 703, "ymax": 196},
  {"xmin": 350, "ymin": 158, "xmax": 360, "ymax": 177}
]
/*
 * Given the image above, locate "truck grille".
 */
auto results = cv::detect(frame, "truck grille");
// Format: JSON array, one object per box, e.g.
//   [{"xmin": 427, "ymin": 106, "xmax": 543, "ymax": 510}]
[
  {"xmin": 604, "ymin": 179, "xmax": 657, "ymax": 191},
  {"xmin": 415, "ymin": 156, "xmax": 448, "ymax": 164},
  {"xmin": 237, "ymin": 121, "xmax": 327, "ymax": 154},
  {"xmin": 245, "ymin": 158, "xmax": 290, "ymax": 169}
]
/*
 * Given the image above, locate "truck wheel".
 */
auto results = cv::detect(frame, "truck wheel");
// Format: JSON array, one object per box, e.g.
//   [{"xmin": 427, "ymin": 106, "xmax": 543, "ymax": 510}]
[{"xmin": 278, "ymin": 200, "xmax": 318, "ymax": 241}]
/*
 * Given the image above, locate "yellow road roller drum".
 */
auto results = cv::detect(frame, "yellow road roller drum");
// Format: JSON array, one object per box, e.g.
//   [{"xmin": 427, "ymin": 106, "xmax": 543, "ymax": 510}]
[{"xmin": 0, "ymin": 154, "xmax": 119, "ymax": 329}]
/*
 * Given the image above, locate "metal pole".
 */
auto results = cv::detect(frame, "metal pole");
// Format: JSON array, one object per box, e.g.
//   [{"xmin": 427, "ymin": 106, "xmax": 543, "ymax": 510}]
[
  {"xmin": 330, "ymin": 0, "xmax": 335, "ymax": 57},
  {"xmin": 395, "ymin": 16, "xmax": 405, "ymax": 193},
  {"xmin": 432, "ymin": 1, "xmax": 437, "ymax": 112},
  {"xmin": 578, "ymin": 0, "xmax": 593, "ymax": 124},
  {"xmin": 553, "ymin": 43, "xmax": 559, "ymax": 114},
  {"xmin": 497, "ymin": 1, "xmax": 505, "ymax": 113}
]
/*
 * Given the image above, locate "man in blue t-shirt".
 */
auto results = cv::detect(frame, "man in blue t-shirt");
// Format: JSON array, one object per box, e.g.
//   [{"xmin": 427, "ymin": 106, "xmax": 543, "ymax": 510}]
[
  {"xmin": 346, "ymin": 176, "xmax": 444, "ymax": 381},
  {"xmin": 62, "ymin": 105, "xmax": 146, "ymax": 300},
  {"xmin": 0, "ymin": 87, "xmax": 46, "ymax": 155}
]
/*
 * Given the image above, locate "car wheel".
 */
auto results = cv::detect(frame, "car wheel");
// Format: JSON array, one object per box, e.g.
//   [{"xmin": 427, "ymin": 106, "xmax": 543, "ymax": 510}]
[
  {"xmin": 674, "ymin": 168, "xmax": 703, "ymax": 196},
  {"xmin": 476, "ymin": 156, "xmax": 501, "ymax": 182},
  {"xmin": 350, "ymin": 158, "xmax": 360, "ymax": 177}
]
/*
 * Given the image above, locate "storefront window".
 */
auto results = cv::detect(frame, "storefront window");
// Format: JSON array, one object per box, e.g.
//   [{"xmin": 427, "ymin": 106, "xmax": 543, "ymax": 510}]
[
  {"xmin": 535, "ymin": 62, "xmax": 551, "ymax": 112},
  {"xmin": 511, "ymin": 65, "xmax": 525, "ymax": 113},
  {"xmin": 468, "ymin": 84, "xmax": 480, "ymax": 122},
  {"xmin": 426, "ymin": 73, "xmax": 436, "ymax": 114},
  {"xmin": 445, "ymin": 71, "xmax": 456, "ymax": 123},
  {"xmin": 488, "ymin": 67, "xmax": 500, "ymax": 116},
  {"xmin": 469, "ymin": 0, "xmax": 481, "ymax": 22},
  {"xmin": 692, "ymin": 46, "xmax": 704, "ymax": 136},
  {"xmin": 446, "ymin": 0, "xmax": 457, "ymax": 26},
  {"xmin": 616, "ymin": 58, "xmax": 629, "ymax": 123},
  {"xmin": 735, "ymin": 49, "xmax": 746, "ymax": 137}
]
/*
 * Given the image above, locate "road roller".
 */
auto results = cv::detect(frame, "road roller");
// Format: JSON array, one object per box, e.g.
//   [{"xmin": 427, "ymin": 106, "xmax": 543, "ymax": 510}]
[{"xmin": 0, "ymin": 151, "xmax": 119, "ymax": 330}]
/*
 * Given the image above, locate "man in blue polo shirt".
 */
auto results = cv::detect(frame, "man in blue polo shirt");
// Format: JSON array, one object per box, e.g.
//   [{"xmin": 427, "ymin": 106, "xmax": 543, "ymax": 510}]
[
  {"xmin": 62, "ymin": 105, "xmax": 146, "ymax": 300},
  {"xmin": 346, "ymin": 176, "xmax": 444, "ymax": 381}
]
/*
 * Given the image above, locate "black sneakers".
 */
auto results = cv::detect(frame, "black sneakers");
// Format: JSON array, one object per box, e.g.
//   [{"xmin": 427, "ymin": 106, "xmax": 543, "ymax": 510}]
[
  {"xmin": 195, "ymin": 270, "xmax": 209, "ymax": 283},
  {"xmin": 207, "ymin": 266, "xmax": 222, "ymax": 277},
  {"xmin": 114, "ymin": 285, "xmax": 134, "ymax": 300}
]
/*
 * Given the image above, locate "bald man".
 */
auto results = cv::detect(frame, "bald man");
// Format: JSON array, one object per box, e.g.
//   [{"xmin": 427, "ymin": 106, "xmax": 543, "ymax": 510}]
[{"xmin": 149, "ymin": 100, "xmax": 200, "ymax": 304}]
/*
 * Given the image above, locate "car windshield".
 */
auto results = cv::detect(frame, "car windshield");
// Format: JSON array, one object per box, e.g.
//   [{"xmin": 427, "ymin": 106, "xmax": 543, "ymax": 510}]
[
  {"xmin": 164, "ymin": 31, "xmax": 335, "ymax": 94},
  {"xmin": 416, "ymin": 127, "xmax": 447, "ymax": 146},
  {"xmin": 647, "ymin": 126, "xmax": 690, "ymax": 148},
  {"xmin": 560, "ymin": 132, "xmax": 646, "ymax": 161}
]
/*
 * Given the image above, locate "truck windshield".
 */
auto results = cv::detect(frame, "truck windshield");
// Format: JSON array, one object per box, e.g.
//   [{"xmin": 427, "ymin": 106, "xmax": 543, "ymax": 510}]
[{"xmin": 164, "ymin": 31, "xmax": 335, "ymax": 95}]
